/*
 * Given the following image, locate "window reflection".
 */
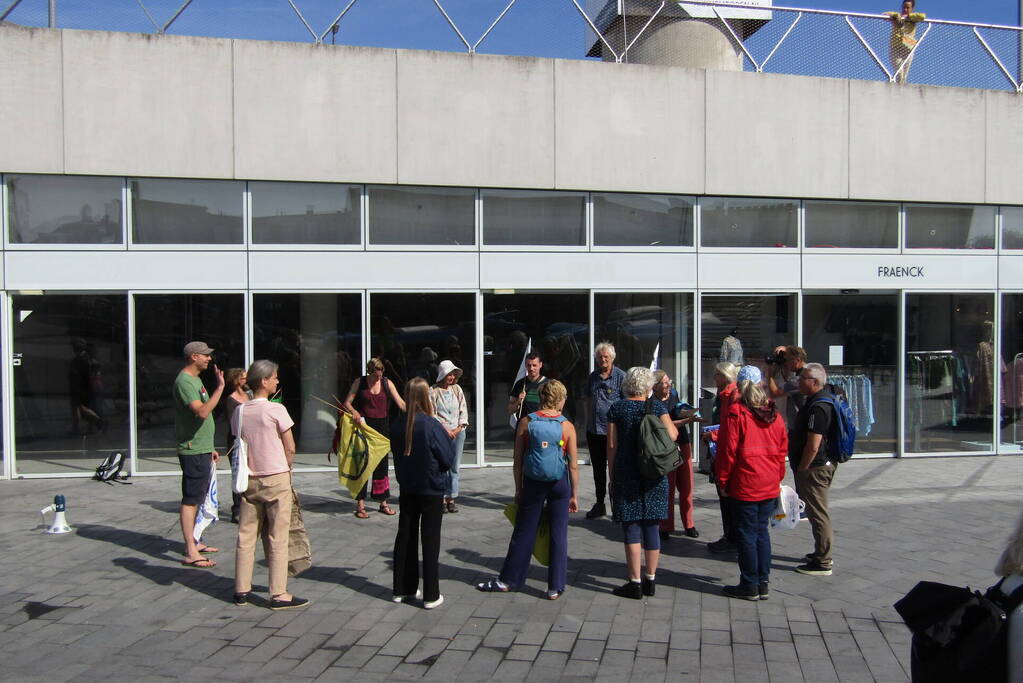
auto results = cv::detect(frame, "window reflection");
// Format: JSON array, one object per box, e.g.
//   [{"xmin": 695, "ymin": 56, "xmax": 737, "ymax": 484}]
[
  {"xmin": 1002, "ymin": 293, "xmax": 1023, "ymax": 452},
  {"xmin": 6, "ymin": 174, "xmax": 122, "ymax": 244},
  {"xmin": 593, "ymin": 193, "xmax": 694, "ymax": 247},
  {"xmin": 253, "ymin": 294, "xmax": 362, "ymax": 468},
  {"xmin": 483, "ymin": 292, "xmax": 589, "ymax": 462},
  {"xmin": 905, "ymin": 204, "xmax": 995, "ymax": 250},
  {"xmin": 700, "ymin": 197, "xmax": 797, "ymax": 248},
  {"xmin": 1002, "ymin": 207, "xmax": 1023, "ymax": 249},
  {"xmin": 803, "ymin": 293, "xmax": 898, "ymax": 455},
  {"xmin": 134, "ymin": 294, "xmax": 244, "ymax": 471},
  {"xmin": 804, "ymin": 201, "xmax": 898, "ymax": 249},
  {"xmin": 370, "ymin": 293, "xmax": 476, "ymax": 465},
  {"xmin": 251, "ymin": 182, "xmax": 360, "ymax": 245},
  {"xmin": 482, "ymin": 190, "xmax": 586, "ymax": 246},
  {"xmin": 131, "ymin": 178, "xmax": 243, "ymax": 244},
  {"xmin": 12, "ymin": 294, "xmax": 129, "ymax": 475},
  {"xmin": 905, "ymin": 293, "xmax": 994, "ymax": 453},
  {"xmin": 369, "ymin": 186, "xmax": 475, "ymax": 246}
]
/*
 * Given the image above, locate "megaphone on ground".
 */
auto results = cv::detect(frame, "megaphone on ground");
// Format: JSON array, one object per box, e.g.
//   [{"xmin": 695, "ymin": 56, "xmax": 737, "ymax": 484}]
[{"xmin": 40, "ymin": 494, "xmax": 72, "ymax": 534}]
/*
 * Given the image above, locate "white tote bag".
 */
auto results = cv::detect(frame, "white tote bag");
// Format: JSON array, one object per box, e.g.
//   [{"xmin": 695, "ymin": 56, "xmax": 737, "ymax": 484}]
[
  {"xmin": 769, "ymin": 484, "xmax": 804, "ymax": 531},
  {"xmin": 231, "ymin": 403, "xmax": 250, "ymax": 494}
]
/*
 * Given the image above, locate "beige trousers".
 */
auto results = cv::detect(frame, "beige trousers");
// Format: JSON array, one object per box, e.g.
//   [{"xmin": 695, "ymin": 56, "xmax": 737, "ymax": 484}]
[{"xmin": 234, "ymin": 471, "xmax": 292, "ymax": 596}]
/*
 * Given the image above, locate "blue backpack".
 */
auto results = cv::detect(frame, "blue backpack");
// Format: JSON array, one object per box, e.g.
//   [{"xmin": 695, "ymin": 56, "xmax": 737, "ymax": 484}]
[
  {"xmin": 524, "ymin": 413, "xmax": 567, "ymax": 482},
  {"xmin": 811, "ymin": 390, "xmax": 856, "ymax": 463}
]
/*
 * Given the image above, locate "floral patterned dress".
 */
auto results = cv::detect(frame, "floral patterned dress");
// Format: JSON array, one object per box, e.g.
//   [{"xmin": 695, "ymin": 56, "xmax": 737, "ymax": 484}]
[{"xmin": 609, "ymin": 399, "xmax": 668, "ymax": 523}]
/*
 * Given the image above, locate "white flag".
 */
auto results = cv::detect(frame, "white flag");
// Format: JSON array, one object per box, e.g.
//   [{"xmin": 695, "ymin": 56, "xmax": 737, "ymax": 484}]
[
  {"xmin": 649, "ymin": 342, "xmax": 660, "ymax": 371},
  {"xmin": 509, "ymin": 338, "xmax": 532, "ymax": 429}
]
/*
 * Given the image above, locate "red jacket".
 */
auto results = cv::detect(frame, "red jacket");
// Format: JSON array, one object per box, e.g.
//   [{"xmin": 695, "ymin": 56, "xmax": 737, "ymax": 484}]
[
  {"xmin": 711, "ymin": 382, "xmax": 739, "ymax": 477},
  {"xmin": 716, "ymin": 399, "xmax": 788, "ymax": 502}
]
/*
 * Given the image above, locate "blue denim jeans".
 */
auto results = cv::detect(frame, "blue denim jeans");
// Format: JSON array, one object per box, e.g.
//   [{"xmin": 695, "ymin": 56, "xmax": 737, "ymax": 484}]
[
  {"xmin": 445, "ymin": 429, "xmax": 466, "ymax": 498},
  {"xmin": 733, "ymin": 498, "xmax": 776, "ymax": 588}
]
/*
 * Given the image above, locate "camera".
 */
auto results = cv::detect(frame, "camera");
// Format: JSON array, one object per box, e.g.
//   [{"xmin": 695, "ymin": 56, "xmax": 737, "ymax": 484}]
[{"xmin": 765, "ymin": 350, "xmax": 785, "ymax": 365}]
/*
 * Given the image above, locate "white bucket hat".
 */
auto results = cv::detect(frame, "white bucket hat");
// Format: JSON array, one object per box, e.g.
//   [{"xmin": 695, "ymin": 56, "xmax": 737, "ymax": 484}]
[{"xmin": 436, "ymin": 359, "xmax": 463, "ymax": 383}]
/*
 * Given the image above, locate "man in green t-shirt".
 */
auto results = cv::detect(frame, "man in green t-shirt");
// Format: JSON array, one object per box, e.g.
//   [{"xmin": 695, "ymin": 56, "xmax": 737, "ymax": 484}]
[{"xmin": 174, "ymin": 341, "xmax": 225, "ymax": 568}]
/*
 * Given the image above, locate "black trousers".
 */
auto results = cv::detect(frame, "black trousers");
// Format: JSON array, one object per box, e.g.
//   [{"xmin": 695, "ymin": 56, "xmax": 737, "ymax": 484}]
[
  {"xmin": 392, "ymin": 493, "xmax": 444, "ymax": 602},
  {"xmin": 719, "ymin": 495, "xmax": 737, "ymax": 543},
  {"xmin": 587, "ymin": 432, "xmax": 608, "ymax": 503}
]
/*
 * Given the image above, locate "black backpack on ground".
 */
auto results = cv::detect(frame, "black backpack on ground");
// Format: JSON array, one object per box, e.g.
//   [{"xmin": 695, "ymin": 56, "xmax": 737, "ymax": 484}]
[
  {"xmin": 894, "ymin": 578, "xmax": 1023, "ymax": 682},
  {"xmin": 94, "ymin": 451, "xmax": 131, "ymax": 484}
]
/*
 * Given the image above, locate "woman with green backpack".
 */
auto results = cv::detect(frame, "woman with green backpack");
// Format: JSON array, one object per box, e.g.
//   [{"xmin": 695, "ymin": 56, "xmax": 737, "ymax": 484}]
[{"xmin": 477, "ymin": 380, "xmax": 579, "ymax": 600}]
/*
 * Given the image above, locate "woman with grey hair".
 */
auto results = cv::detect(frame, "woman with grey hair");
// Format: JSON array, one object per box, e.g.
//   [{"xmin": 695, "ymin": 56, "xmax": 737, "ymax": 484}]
[
  {"xmin": 232, "ymin": 359, "xmax": 308, "ymax": 610},
  {"xmin": 607, "ymin": 367, "xmax": 678, "ymax": 599}
]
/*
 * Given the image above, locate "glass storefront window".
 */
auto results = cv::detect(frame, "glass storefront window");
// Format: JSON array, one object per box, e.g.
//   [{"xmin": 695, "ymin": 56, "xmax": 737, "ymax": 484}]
[
  {"xmin": 251, "ymin": 182, "xmax": 361, "ymax": 245},
  {"xmin": 803, "ymin": 293, "xmax": 898, "ymax": 455},
  {"xmin": 483, "ymin": 292, "xmax": 589, "ymax": 462},
  {"xmin": 1002, "ymin": 207, "xmax": 1023, "ymax": 249},
  {"xmin": 1001, "ymin": 293, "xmax": 1023, "ymax": 452},
  {"xmin": 804, "ymin": 201, "xmax": 899, "ymax": 249},
  {"xmin": 700, "ymin": 293, "xmax": 796, "ymax": 429},
  {"xmin": 6, "ymin": 174, "xmax": 123, "ymax": 244},
  {"xmin": 134, "ymin": 294, "xmax": 245, "ymax": 471},
  {"xmin": 905, "ymin": 204, "xmax": 995, "ymax": 250},
  {"xmin": 592, "ymin": 193, "xmax": 694, "ymax": 247},
  {"xmin": 700, "ymin": 197, "xmax": 798, "ymax": 248},
  {"xmin": 12, "ymin": 294, "xmax": 129, "ymax": 475},
  {"xmin": 253, "ymin": 293, "xmax": 362, "ymax": 469},
  {"xmin": 131, "ymin": 178, "xmax": 244, "ymax": 245},
  {"xmin": 482, "ymin": 190, "xmax": 586, "ymax": 247},
  {"xmin": 368, "ymin": 186, "xmax": 475, "ymax": 246},
  {"xmin": 594, "ymin": 293, "xmax": 694, "ymax": 401},
  {"xmin": 905, "ymin": 293, "xmax": 994, "ymax": 453},
  {"xmin": 370, "ymin": 293, "xmax": 476, "ymax": 465}
]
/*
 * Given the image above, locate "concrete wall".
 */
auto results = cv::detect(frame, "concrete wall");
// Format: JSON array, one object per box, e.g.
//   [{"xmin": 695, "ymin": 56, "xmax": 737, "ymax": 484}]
[{"xmin": 1, "ymin": 23, "xmax": 1021, "ymax": 205}]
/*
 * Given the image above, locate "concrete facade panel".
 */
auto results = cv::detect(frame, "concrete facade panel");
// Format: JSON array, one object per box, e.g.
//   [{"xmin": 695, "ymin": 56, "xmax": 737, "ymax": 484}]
[
  {"xmin": 554, "ymin": 60, "xmax": 704, "ymax": 194},
  {"xmin": 234, "ymin": 42, "xmax": 397, "ymax": 183},
  {"xmin": 984, "ymin": 90, "xmax": 1023, "ymax": 206},
  {"xmin": 480, "ymin": 252, "xmax": 697, "ymax": 289},
  {"xmin": 848, "ymin": 81, "xmax": 985, "ymax": 203},
  {"xmin": 62, "ymin": 31, "xmax": 234, "ymax": 178},
  {"xmin": 803, "ymin": 253, "xmax": 998, "ymax": 290},
  {"xmin": 250, "ymin": 251, "xmax": 479, "ymax": 289},
  {"xmin": 0, "ymin": 27, "xmax": 64, "ymax": 173},
  {"xmin": 396, "ymin": 51, "xmax": 555, "ymax": 189},
  {"xmin": 705, "ymin": 71, "xmax": 848, "ymax": 199},
  {"xmin": 5, "ymin": 251, "xmax": 246, "ymax": 290},
  {"xmin": 697, "ymin": 252, "xmax": 801, "ymax": 289}
]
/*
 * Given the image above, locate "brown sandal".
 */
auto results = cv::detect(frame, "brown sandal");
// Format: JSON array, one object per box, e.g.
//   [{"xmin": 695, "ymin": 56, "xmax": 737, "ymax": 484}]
[
  {"xmin": 354, "ymin": 508, "xmax": 369, "ymax": 519},
  {"xmin": 379, "ymin": 503, "xmax": 396, "ymax": 516}
]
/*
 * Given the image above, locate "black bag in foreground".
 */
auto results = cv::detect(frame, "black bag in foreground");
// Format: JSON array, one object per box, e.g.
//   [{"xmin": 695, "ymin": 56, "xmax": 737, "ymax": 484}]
[
  {"xmin": 94, "ymin": 451, "xmax": 131, "ymax": 484},
  {"xmin": 894, "ymin": 578, "xmax": 1023, "ymax": 682}
]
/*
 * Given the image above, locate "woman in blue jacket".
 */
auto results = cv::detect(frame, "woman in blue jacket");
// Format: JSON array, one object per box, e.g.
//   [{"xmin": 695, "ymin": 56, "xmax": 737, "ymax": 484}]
[{"xmin": 390, "ymin": 377, "xmax": 455, "ymax": 609}]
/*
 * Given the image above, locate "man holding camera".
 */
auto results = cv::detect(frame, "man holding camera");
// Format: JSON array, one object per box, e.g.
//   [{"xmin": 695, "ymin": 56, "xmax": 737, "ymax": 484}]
[{"xmin": 767, "ymin": 346, "xmax": 808, "ymax": 429}]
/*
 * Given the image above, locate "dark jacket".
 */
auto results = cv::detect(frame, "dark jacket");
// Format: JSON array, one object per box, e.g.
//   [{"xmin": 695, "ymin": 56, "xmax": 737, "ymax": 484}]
[
  {"xmin": 717, "ymin": 399, "xmax": 788, "ymax": 501},
  {"xmin": 390, "ymin": 412, "xmax": 455, "ymax": 496}
]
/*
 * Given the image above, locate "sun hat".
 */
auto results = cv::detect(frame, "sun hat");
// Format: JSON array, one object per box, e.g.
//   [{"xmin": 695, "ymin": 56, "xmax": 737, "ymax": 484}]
[
  {"xmin": 736, "ymin": 365, "xmax": 763, "ymax": 385},
  {"xmin": 436, "ymin": 359, "xmax": 463, "ymax": 383}
]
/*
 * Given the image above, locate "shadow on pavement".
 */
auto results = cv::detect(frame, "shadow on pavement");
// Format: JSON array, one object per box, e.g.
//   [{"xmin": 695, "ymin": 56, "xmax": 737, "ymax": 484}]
[{"xmin": 76, "ymin": 523, "xmax": 178, "ymax": 561}]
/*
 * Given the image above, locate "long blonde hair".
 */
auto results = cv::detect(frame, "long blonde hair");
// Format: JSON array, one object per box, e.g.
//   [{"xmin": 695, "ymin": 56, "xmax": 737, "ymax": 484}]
[{"xmin": 402, "ymin": 377, "xmax": 434, "ymax": 456}]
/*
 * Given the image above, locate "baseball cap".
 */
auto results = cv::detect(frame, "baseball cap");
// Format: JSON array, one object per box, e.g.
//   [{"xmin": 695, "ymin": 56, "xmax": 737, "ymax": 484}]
[{"xmin": 183, "ymin": 341, "xmax": 214, "ymax": 357}]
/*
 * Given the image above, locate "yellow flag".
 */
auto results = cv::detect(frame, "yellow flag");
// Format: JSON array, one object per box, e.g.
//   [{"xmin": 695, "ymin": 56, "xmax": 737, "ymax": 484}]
[{"xmin": 334, "ymin": 413, "xmax": 392, "ymax": 499}]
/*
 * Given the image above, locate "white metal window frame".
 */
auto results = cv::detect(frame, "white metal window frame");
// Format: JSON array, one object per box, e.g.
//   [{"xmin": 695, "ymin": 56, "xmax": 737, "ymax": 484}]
[
  {"xmin": 901, "ymin": 202, "xmax": 999, "ymax": 256},
  {"xmin": 246, "ymin": 181, "xmax": 365, "ymax": 252},
  {"xmin": 899, "ymin": 288, "xmax": 998, "ymax": 458},
  {"xmin": 479, "ymin": 188, "xmax": 590, "ymax": 253},
  {"xmin": 125, "ymin": 178, "xmax": 248, "ymax": 252},
  {"xmin": 801, "ymin": 198, "xmax": 903, "ymax": 255},
  {"xmin": 1, "ymin": 174, "xmax": 130, "ymax": 251},
  {"xmin": 365, "ymin": 185, "xmax": 479, "ymax": 252},
  {"xmin": 589, "ymin": 193, "xmax": 698, "ymax": 253}
]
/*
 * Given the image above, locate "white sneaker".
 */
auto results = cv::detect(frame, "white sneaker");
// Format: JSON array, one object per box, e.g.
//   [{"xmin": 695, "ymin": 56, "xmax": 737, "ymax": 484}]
[
  {"xmin": 391, "ymin": 589, "xmax": 422, "ymax": 603},
  {"xmin": 423, "ymin": 595, "xmax": 444, "ymax": 609}
]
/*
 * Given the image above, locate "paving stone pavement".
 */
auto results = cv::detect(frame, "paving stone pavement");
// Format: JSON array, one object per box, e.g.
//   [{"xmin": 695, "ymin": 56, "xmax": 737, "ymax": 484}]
[{"xmin": 1, "ymin": 455, "xmax": 1019, "ymax": 682}]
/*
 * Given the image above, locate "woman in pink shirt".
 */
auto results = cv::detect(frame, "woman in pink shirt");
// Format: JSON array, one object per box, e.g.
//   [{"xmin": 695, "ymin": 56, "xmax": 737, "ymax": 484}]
[{"xmin": 232, "ymin": 359, "xmax": 308, "ymax": 611}]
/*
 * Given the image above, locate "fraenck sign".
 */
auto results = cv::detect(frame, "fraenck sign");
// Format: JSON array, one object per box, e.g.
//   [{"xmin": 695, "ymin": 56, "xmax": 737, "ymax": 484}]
[{"xmin": 876, "ymin": 266, "xmax": 926, "ymax": 278}]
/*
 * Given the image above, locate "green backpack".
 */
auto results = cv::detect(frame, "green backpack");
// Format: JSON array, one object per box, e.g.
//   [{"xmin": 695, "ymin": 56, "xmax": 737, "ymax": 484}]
[{"xmin": 637, "ymin": 399, "xmax": 681, "ymax": 480}]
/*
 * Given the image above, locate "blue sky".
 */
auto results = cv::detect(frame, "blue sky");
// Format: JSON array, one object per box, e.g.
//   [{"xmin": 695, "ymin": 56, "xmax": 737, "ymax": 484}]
[{"xmin": 8, "ymin": 1, "xmax": 1023, "ymax": 88}]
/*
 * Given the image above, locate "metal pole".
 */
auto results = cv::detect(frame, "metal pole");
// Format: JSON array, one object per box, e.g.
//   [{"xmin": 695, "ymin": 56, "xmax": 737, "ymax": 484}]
[{"xmin": 48, "ymin": 0, "xmax": 55, "ymax": 27}]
